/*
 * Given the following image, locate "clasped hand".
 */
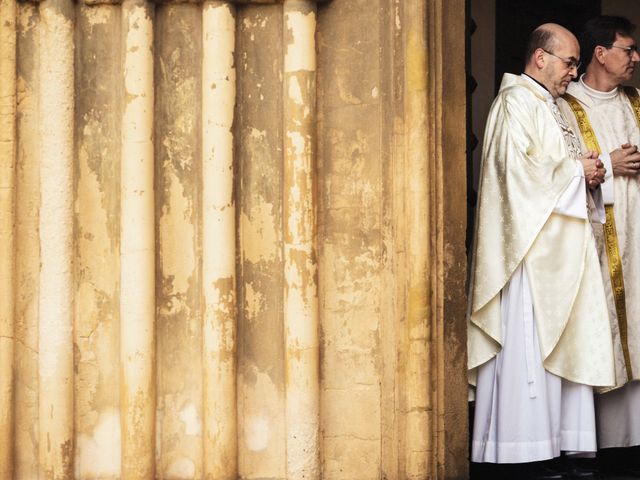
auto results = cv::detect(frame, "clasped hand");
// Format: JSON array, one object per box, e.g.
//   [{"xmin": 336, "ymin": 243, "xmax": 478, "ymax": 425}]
[
  {"xmin": 579, "ymin": 151, "xmax": 606, "ymax": 189},
  {"xmin": 610, "ymin": 143, "xmax": 640, "ymax": 176}
]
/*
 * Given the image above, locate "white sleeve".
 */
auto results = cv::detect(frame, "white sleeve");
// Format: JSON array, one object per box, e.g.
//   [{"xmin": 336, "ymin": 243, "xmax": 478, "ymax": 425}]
[
  {"xmin": 589, "ymin": 185, "xmax": 606, "ymax": 224},
  {"xmin": 553, "ymin": 160, "xmax": 587, "ymax": 219},
  {"xmin": 599, "ymin": 152, "xmax": 614, "ymax": 205}
]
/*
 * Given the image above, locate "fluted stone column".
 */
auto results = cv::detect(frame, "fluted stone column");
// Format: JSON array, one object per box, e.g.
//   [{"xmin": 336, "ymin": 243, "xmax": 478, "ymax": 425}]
[
  {"xmin": 120, "ymin": 0, "xmax": 156, "ymax": 477},
  {"xmin": 3, "ymin": 0, "xmax": 470, "ymax": 477},
  {"xmin": 38, "ymin": 0, "xmax": 75, "ymax": 477},
  {"xmin": 283, "ymin": 1, "xmax": 319, "ymax": 478},
  {"xmin": 0, "ymin": 0, "xmax": 16, "ymax": 475},
  {"xmin": 403, "ymin": 2, "xmax": 430, "ymax": 476},
  {"xmin": 202, "ymin": 2, "xmax": 238, "ymax": 479}
]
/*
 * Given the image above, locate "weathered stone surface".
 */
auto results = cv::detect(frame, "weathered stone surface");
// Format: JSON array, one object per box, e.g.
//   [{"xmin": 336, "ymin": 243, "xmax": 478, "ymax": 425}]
[
  {"xmin": 155, "ymin": 3, "xmax": 203, "ymax": 479},
  {"xmin": 4, "ymin": 0, "xmax": 469, "ymax": 477},
  {"xmin": 201, "ymin": 2, "xmax": 238, "ymax": 479},
  {"xmin": 283, "ymin": 2, "xmax": 320, "ymax": 479},
  {"xmin": 439, "ymin": 0, "xmax": 469, "ymax": 477},
  {"xmin": 74, "ymin": 4, "xmax": 122, "ymax": 478},
  {"xmin": 37, "ymin": 0, "xmax": 75, "ymax": 477},
  {"xmin": 236, "ymin": 4, "xmax": 287, "ymax": 479},
  {"xmin": 0, "ymin": 0, "xmax": 16, "ymax": 475},
  {"xmin": 14, "ymin": 4, "xmax": 41, "ymax": 477},
  {"xmin": 119, "ymin": 0, "xmax": 156, "ymax": 477},
  {"xmin": 317, "ymin": 1, "xmax": 385, "ymax": 478}
]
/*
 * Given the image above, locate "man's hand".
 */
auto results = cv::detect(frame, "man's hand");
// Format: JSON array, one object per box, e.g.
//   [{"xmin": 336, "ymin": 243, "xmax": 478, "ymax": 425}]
[
  {"xmin": 610, "ymin": 143, "xmax": 640, "ymax": 176},
  {"xmin": 579, "ymin": 150, "xmax": 606, "ymax": 189}
]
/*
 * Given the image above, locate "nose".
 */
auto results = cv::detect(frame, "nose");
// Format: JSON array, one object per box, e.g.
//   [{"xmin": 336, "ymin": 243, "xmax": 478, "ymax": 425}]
[
  {"xmin": 569, "ymin": 65, "xmax": 578, "ymax": 77},
  {"xmin": 633, "ymin": 50, "xmax": 640, "ymax": 62}
]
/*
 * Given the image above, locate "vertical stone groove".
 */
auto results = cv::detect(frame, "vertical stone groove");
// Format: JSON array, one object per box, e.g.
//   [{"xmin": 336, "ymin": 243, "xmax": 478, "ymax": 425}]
[
  {"xmin": 236, "ymin": 5, "xmax": 286, "ymax": 478},
  {"xmin": 429, "ymin": 3, "xmax": 446, "ymax": 476},
  {"xmin": 283, "ymin": 1, "xmax": 320, "ymax": 478},
  {"xmin": 438, "ymin": 0, "xmax": 468, "ymax": 477},
  {"xmin": 15, "ymin": 4, "xmax": 41, "ymax": 476},
  {"xmin": 427, "ymin": 1, "xmax": 444, "ymax": 477},
  {"xmin": 0, "ymin": 0, "xmax": 16, "ymax": 476},
  {"xmin": 154, "ymin": 3, "xmax": 202, "ymax": 477},
  {"xmin": 202, "ymin": 1, "xmax": 238, "ymax": 478},
  {"xmin": 120, "ymin": 0, "xmax": 156, "ymax": 477},
  {"xmin": 37, "ymin": 0, "xmax": 75, "ymax": 477},
  {"xmin": 74, "ymin": 4, "xmax": 122, "ymax": 478}
]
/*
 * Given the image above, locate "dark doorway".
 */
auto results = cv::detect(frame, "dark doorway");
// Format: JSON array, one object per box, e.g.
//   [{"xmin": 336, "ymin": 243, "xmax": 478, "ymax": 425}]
[{"xmin": 495, "ymin": 0, "xmax": 602, "ymax": 88}]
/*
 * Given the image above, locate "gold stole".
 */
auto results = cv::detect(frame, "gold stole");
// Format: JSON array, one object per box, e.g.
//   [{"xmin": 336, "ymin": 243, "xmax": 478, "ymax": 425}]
[{"xmin": 563, "ymin": 88, "xmax": 640, "ymax": 382}]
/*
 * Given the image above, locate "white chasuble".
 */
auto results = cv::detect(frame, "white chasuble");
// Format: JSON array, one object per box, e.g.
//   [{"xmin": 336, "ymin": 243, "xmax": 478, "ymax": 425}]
[
  {"xmin": 470, "ymin": 74, "xmax": 615, "ymax": 463},
  {"xmin": 558, "ymin": 77, "xmax": 640, "ymax": 448},
  {"xmin": 469, "ymin": 74, "xmax": 614, "ymax": 388}
]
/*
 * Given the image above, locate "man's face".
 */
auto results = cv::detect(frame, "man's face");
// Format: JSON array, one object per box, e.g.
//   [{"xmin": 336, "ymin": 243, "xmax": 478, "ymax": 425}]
[
  {"xmin": 541, "ymin": 39, "xmax": 580, "ymax": 98},
  {"xmin": 602, "ymin": 34, "xmax": 640, "ymax": 84}
]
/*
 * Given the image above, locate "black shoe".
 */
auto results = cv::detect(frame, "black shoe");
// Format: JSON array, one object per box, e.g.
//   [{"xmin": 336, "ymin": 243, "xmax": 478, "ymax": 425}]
[
  {"xmin": 470, "ymin": 462, "xmax": 527, "ymax": 480},
  {"xmin": 563, "ymin": 458, "xmax": 598, "ymax": 479},
  {"xmin": 566, "ymin": 467, "xmax": 596, "ymax": 479},
  {"xmin": 527, "ymin": 463, "xmax": 568, "ymax": 480},
  {"xmin": 470, "ymin": 461, "xmax": 565, "ymax": 480}
]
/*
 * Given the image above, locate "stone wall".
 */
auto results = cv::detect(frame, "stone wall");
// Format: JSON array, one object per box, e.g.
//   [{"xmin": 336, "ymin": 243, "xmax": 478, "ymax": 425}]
[{"xmin": 0, "ymin": 0, "xmax": 467, "ymax": 478}]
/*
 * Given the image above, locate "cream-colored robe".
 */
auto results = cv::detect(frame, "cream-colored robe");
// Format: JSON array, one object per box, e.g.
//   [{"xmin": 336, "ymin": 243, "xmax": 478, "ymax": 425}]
[
  {"xmin": 558, "ymin": 78, "xmax": 640, "ymax": 388},
  {"xmin": 468, "ymin": 73, "xmax": 615, "ymax": 388}
]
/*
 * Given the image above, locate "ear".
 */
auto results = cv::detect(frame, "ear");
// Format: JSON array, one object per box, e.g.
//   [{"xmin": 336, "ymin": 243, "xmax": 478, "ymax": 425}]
[
  {"xmin": 534, "ymin": 48, "xmax": 546, "ymax": 68},
  {"xmin": 594, "ymin": 45, "xmax": 607, "ymax": 65}
]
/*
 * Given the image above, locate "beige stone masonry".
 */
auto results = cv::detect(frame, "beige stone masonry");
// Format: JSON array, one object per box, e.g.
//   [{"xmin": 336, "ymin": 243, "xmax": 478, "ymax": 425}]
[
  {"xmin": 37, "ymin": 0, "xmax": 75, "ymax": 478},
  {"xmin": 403, "ymin": 0, "xmax": 431, "ymax": 476},
  {"xmin": 236, "ymin": 4, "xmax": 287, "ymax": 478},
  {"xmin": 74, "ymin": 3, "xmax": 122, "ymax": 478},
  {"xmin": 15, "ymin": 3, "xmax": 41, "ymax": 476},
  {"xmin": 2, "ymin": 1, "xmax": 468, "ymax": 478},
  {"xmin": 120, "ymin": 0, "xmax": 156, "ymax": 477},
  {"xmin": 155, "ymin": 3, "xmax": 202, "ymax": 478},
  {"xmin": 202, "ymin": 2, "xmax": 238, "ymax": 478},
  {"xmin": 283, "ymin": 1, "xmax": 320, "ymax": 479},
  {"xmin": 0, "ymin": 0, "xmax": 16, "ymax": 475}
]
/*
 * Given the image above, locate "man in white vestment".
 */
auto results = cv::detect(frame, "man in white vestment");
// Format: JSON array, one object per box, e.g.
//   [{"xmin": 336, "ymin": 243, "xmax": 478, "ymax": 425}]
[
  {"xmin": 468, "ymin": 23, "xmax": 615, "ymax": 479},
  {"xmin": 557, "ymin": 15, "xmax": 640, "ymax": 476}
]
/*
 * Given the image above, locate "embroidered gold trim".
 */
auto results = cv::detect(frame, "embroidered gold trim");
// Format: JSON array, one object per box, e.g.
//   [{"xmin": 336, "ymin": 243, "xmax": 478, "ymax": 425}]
[
  {"xmin": 623, "ymin": 86, "xmax": 640, "ymax": 130},
  {"xmin": 563, "ymin": 92, "xmax": 633, "ymax": 381}
]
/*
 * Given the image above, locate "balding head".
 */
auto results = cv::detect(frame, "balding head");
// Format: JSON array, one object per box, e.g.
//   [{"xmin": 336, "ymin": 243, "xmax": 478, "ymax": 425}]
[
  {"xmin": 525, "ymin": 24, "xmax": 579, "ymax": 68},
  {"xmin": 524, "ymin": 23, "xmax": 580, "ymax": 97}
]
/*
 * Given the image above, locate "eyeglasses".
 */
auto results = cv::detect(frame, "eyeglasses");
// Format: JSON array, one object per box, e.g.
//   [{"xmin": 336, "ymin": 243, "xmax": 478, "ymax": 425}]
[
  {"xmin": 607, "ymin": 44, "xmax": 639, "ymax": 56},
  {"xmin": 542, "ymin": 49, "xmax": 582, "ymax": 70}
]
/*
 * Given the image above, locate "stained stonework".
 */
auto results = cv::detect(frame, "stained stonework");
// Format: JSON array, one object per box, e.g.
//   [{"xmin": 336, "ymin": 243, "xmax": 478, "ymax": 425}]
[{"xmin": 0, "ymin": 0, "xmax": 467, "ymax": 478}]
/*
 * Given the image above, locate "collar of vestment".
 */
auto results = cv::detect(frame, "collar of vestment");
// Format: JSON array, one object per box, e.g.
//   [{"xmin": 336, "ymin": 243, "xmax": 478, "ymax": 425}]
[
  {"xmin": 566, "ymin": 74, "xmax": 619, "ymax": 108},
  {"xmin": 519, "ymin": 73, "xmax": 555, "ymax": 103},
  {"xmin": 497, "ymin": 73, "xmax": 549, "ymax": 103},
  {"xmin": 580, "ymin": 75, "xmax": 618, "ymax": 99},
  {"xmin": 520, "ymin": 73, "xmax": 555, "ymax": 102},
  {"xmin": 515, "ymin": 74, "xmax": 583, "ymax": 159}
]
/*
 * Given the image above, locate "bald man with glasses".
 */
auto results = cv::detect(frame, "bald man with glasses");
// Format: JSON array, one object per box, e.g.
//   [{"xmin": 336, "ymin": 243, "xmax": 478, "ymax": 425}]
[
  {"xmin": 558, "ymin": 15, "xmax": 640, "ymax": 477},
  {"xmin": 468, "ymin": 23, "xmax": 615, "ymax": 479}
]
